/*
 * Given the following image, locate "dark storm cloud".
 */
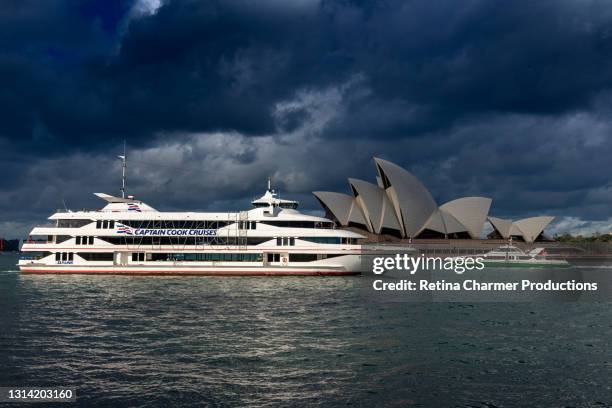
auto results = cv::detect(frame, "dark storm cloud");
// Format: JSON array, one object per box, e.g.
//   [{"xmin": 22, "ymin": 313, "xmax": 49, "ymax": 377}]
[
  {"xmin": 2, "ymin": 0, "xmax": 612, "ymax": 237},
  {"xmin": 99, "ymin": 0, "xmax": 612, "ymax": 139},
  {"xmin": 6, "ymin": 0, "xmax": 612, "ymax": 149}
]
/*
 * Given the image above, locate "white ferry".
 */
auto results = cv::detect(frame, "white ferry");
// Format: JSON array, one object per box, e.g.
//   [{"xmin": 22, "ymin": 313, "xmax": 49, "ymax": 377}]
[
  {"xmin": 18, "ymin": 180, "xmax": 365, "ymax": 276},
  {"xmin": 469, "ymin": 245, "xmax": 570, "ymax": 268}
]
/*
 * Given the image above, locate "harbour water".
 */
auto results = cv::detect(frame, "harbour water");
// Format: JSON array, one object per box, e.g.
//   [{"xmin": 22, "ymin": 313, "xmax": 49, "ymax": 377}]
[{"xmin": 1, "ymin": 253, "xmax": 611, "ymax": 407}]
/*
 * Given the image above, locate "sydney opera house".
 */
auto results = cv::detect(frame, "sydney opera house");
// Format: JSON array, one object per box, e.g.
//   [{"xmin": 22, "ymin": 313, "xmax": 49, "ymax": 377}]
[{"xmin": 313, "ymin": 158, "xmax": 554, "ymax": 243}]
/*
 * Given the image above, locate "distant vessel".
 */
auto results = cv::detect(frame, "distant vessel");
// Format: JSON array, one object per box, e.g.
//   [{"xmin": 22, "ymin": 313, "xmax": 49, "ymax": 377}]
[
  {"xmin": 476, "ymin": 245, "xmax": 570, "ymax": 268},
  {"xmin": 18, "ymin": 155, "xmax": 365, "ymax": 275}
]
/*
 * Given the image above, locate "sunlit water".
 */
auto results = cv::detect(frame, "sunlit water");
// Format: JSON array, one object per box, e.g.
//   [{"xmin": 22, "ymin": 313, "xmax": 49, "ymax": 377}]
[{"xmin": 1, "ymin": 253, "xmax": 611, "ymax": 407}]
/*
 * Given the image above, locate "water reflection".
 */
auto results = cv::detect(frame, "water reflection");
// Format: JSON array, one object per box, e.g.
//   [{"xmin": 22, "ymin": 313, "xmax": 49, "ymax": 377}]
[{"xmin": 0, "ymin": 255, "xmax": 611, "ymax": 407}]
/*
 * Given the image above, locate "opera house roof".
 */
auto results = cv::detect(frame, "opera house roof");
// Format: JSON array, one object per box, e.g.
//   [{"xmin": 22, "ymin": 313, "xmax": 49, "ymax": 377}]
[{"xmin": 313, "ymin": 157, "xmax": 553, "ymax": 243}]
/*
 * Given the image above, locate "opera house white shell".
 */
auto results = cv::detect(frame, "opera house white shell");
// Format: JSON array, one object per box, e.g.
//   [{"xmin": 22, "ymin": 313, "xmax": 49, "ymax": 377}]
[
  {"xmin": 314, "ymin": 157, "xmax": 553, "ymax": 242},
  {"xmin": 488, "ymin": 216, "xmax": 554, "ymax": 243}
]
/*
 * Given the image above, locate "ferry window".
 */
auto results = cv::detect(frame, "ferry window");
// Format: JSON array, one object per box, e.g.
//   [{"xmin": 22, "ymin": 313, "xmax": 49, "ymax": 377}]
[
  {"xmin": 279, "ymin": 203, "xmax": 298, "ymax": 209},
  {"xmin": 57, "ymin": 219, "xmax": 92, "ymax": 228},
  {"xmin": 300, "ymin": 237, "xmax": 342, "ymax": 244},
  {"xmin": 68, "ymin": 253, "xmax": 74, "ymax": 261},
  {"xmin": 89, "ymin": 236, "xmax": 94, "ymax": 245},
  {"xmin": 55, "ymin": 253, "xmax": 60, "ymax": 261},
  {"xmin": 266, "ymin": 253, "xmax": 281, "ymax": 262},
  {"xmin": 289, "ymin": 254, "xmax": 317, "ymax": 262},
  {"xmin": 261, "ymin": 221, "xmax": 334, "ymax": 229},
  {"xmin": 78, "ymin": 253, "xmax": 114, "ymax": 261},
  {"xmin": 102, "ymin": 220, "xmax": 108, "ymax": 229},
  {"xmin": 131, "ymin": 253, "xmax": 145, "ymax": 262},
  {"xmin": 143, "ymin": 253, "xmax": 263, "ymax": 262},
  {"xmin": 96, "ymin": 220, "xmax": 102, "ymax": 229},
  {"xmin": 75, "ymin": 236, "xmax": 81, "ymax": 245},
  {"xmin": 251, "ymin": 221, "xmax": 256, "ymax": 230},
  {"xmin": 276, "ymin": 237, "xmax": 281, "ymax": 246},
  {"xmin": 289, "ymin": 237, "xmax": 295, "ymax": 246},
  {"xmin": 238, "ymin": 221, "xmax": 256, "ymax": 230},
  {"xmin": 109, "ymin": 221, "xmax": 115, "ymax": 229}
]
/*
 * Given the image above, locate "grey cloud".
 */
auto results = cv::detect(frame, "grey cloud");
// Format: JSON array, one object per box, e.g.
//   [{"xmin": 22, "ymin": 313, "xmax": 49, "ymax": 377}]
[{"xmin": 2, "ymin": 0, "xmax": 612, "ymax": 238}]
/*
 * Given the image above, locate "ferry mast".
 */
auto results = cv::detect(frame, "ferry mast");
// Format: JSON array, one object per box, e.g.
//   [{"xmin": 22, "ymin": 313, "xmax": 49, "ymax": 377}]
[{"xmin": 118, "ymin": 142, "xmax": 127, "ymax": 199}]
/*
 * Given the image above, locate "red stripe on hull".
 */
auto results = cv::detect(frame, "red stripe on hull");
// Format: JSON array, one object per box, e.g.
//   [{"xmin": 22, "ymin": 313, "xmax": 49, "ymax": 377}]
[{"xmin": 19, "ymin": 268, "xmax": 360, "ymax": 276}]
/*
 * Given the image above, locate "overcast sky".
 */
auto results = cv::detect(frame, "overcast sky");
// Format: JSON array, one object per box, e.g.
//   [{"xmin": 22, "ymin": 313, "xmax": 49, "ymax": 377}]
[{"xmin": 2, "ymin": 0, "xmax": 612, "ymax": 238}]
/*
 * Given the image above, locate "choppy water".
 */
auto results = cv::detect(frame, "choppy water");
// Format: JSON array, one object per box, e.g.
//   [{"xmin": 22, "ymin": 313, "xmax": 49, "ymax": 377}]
[{"xmin": 1, "ymin": 253, "xmax": 612, "ymax": 407}]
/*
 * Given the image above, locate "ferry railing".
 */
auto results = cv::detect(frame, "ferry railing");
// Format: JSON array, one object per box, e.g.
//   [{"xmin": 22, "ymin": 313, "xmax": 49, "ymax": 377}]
[
  {"xmin": 55, "ymin": 208, "xmax": 92, "ymax": 213},
  {"xmin": 33, "ymin": 224, "xmax": 56, "ymax": 229}
]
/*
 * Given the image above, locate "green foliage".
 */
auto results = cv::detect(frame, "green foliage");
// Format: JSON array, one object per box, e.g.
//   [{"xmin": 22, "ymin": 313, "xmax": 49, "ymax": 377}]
[{"xmin": 554, "ymin": 233, "xmax": 612, "ymax": 243}]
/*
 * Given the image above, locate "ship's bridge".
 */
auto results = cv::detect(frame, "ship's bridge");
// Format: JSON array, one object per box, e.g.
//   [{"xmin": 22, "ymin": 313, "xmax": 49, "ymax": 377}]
[{"xmin": 251, "ymin": 187, "xmax": 298, "ymax": 210}]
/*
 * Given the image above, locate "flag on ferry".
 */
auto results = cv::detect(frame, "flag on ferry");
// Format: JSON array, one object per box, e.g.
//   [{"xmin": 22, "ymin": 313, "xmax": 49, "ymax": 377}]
[
  {"xmin": 127, "ymin": 203, "xmax": 141, "ymax": 212},
  {"xmin": 117, "ymin": 223, "xmax": 134, "ymax": 235}
]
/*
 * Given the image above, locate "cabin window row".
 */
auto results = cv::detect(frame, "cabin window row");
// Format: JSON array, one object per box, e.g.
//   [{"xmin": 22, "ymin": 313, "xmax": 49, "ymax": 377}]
[
  {"xmin": 96, "ymin": 220, "xmax": 115, "ymax": 229},
  {"xmin": 253, "ymin": 203, "xmax": 298, "ymax": 209},
  {"xmin": 75, "ymin": 236, "xmax": 94, "ymax": 245},
  {"xmin": 57, "ymin": 219, "xmax": 92, "ymax": 228},
  {"xmin": 289, "ymin": 253, "xmax": 343, "ymax": 261},
  {"xmin": 20, "ymin": 251, "xmax": 52, "ymax": 260},
  {"xmin": 130, "ymin": 252, "xmax": 263, "ymax": 262},
  {"xmin": 78, "ymin": 253, "xmax": 114, "ymax": 261},
  {"xmin": 299, "ymin": 237, "xmax": 357, "ymax": 244},
  {"xmin": 265, "ymin": 253, "xmax": 338, "ymax": 262},
  {"xmin": 132, "ymin": 252, "xmax": 146, "ymax": 262},
  {"xmin": 238, "ymin": 221, "xmax": 257, "ymax": 230},
  {"xmin": 260, "ymin": 221, "xmax": 334, "ymax": 229},
  {"xmin": 100, "ymin": 236, "xmax": 270, "ymax": 246},
  {"xmin": 276, "ymin": 237, "xmax": 295, "ymax": 246},
  {"xmin": 55, "ymin": 252, "xmax": 113, "ymax": 261},
  {"xmin": 55, "ymin": 252, "xmax": 74, "ymax": 261}
]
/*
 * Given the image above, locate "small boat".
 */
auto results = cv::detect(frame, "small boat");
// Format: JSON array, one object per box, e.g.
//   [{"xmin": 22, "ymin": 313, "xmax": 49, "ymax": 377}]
[{"xmin": 477, "ymin": 245, "xmax": 570, "ymax": 268}]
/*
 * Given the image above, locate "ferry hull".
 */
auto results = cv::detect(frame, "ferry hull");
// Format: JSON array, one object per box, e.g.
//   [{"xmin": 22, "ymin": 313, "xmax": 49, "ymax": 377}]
[{"xmin": 19, "ymin": 265, "xmax": 361, "ymax": 276}]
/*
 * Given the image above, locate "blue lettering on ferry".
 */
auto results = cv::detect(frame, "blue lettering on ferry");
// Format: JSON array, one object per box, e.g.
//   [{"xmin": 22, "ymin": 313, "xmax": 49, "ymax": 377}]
[{"xmin": 134, "ymin": 229, "xmax": 217, "ymax": 236}]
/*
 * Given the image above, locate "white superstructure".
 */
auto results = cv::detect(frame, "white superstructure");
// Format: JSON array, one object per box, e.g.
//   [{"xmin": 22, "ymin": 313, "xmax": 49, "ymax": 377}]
[{"xmin": 19, "ymin": 184, "xmax": 365, "ymax": 276}]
